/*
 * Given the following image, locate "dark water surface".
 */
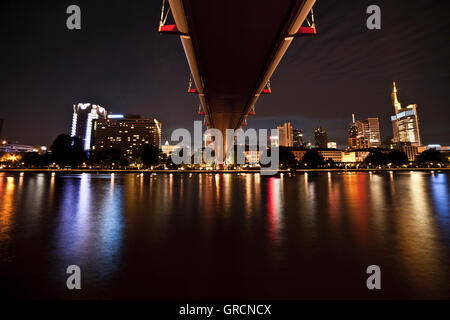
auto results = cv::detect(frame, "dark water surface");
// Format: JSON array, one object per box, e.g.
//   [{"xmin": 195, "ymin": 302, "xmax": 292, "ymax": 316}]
[{"xmin": 0, "ymin": 171, "xmax": 449, "ymax": 299}]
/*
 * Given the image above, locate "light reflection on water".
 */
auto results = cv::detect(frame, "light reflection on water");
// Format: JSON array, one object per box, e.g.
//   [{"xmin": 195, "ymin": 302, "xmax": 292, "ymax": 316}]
[{"xmin": 0, "ymin": 171, "xmax": 449, "ymax": 299}]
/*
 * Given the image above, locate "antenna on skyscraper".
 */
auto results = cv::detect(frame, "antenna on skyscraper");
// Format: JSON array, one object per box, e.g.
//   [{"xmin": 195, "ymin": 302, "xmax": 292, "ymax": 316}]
[{"xmin": 352, "ymin": 113, "xmax": 355, "ymax": 123}]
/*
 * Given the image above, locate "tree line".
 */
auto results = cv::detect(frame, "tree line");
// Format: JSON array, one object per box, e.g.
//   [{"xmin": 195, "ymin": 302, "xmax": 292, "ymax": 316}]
[{"xmin": 2, "ymin": 134, "xmax": 448, "ymax": 169}]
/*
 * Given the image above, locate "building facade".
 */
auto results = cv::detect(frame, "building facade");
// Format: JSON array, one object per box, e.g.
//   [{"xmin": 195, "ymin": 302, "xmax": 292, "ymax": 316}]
[
  {"xmin": 365, "ymin": 118, "xmax": 381, "ymax": 147},
  {"xmin": 244, "ymin": 150, "xmax": 262, "ymax": 165},
  {"xmin": 318, "ymin": 149, "xmax": 342, "ymax": 163},
  {"xmin": 348, "ymin": 114, "xmax": 380, "ymax": 148},
  {"xmin": 342, "ymin": 150, "xmax": 371, "ymax": 163},
  {"xmin": 277, "ymin": 122, "xmax": 293, "ymax": 147},
  {"xmin": 314, "ymin": 126, "xmax": 328, "ymax": 148},
  {"xmin": 391, "ymin": 82, "xmax": 421, "ymax": 146},
  {"xmin": 293, "ymin": 129, "xmax": 304, "ymax": 147},
  {"xmin": 401, "ymin": 144, "xmax": 426, "ymax": 162},
  {"xmin": 93, "ymin": 115, "xmax": 162, "ymax": 160},
  {"xmin": 349, "ymin": 136, "xmax": 371, "ymax": 149},
  {"xmin": 71, "ymin": 103, "xmax": 108, "ymax": 151},
  {"xmin": 292, "ymin": 149, "xmax": 307, "ymax": 162},
  {"xmin": 327, "ymin": 142, "xmax": 337, "ymax": 149},
  {"xmin": 161, "ymin": 141, "xmax": 181, "ymax": 156}
]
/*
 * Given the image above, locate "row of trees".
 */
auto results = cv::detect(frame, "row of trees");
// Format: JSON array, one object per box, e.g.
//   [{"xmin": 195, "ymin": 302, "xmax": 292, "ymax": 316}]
[
  {"xmin": 4, "ymin": 134, "xmax": 448, "ymax": 169},
  {"xmin": 18, "ymin": 134, "xmax": 163, "ymax": 169},
  {"xmin": 278, "ymin": 148, "xmax": 449, "ymax": 169}
]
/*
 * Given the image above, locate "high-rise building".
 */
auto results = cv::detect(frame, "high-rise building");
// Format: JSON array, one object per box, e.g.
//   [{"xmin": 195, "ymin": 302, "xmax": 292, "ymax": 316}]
[
  {"xmin": 391, "ymin": 82, "xmax": 421, "ymax": 146},
  {"xmin": 277, "ymin": 122, "xmax": 293, "ymax": 147},
  {"xmin": 93, "ymin": 115, "xmax": 162, "ymax": 160},
  {"xmin": 71, "ymin": 103, "xmax": 108, "ymax": 151},
  {"xmin": 366, "ymin": 118, "xmax": 381, "ymax": 147},
  {"xmin": 348, "ymin": 114, "xmax": 380, "ymax": 148},
  {"xmin": 348, "ymin": 114, "xmax": 358, "ymax": 137},
  {"xmin": 293, "ymin": 129, "xmax": 304, "ymax": 147},
  {"xmin": 314, "ymin": 126, "xmax": 328, "ymax": 148}
]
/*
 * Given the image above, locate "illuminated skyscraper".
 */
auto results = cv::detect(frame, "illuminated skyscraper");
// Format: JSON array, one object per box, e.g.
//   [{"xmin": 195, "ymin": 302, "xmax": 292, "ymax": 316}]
[
  {"xmin": 390, "ymin": 82, "xmax": 421, "ymax": 146},
  {"xmin": 71, "ymin": 103, "xmax": 108, "ymax": 151},
  {"xmin": 355, "ymin": 118, "xmax": 380, "ymax": 147},
  {"xmin": 293, "ymin": 129, "xmax": 304, "ymax": 147},
  {"xmin": 314, "ymin": 126, "xmax": 328, "ymax": 148},
  {"xmin": 277, "ymin": 122, "xmax": 293, "ymax": 147},
  {"xmin": 348, "ymin": 114, "xmax": 380, "ymax": 148},
  {"xmin": 93, "ymin": 115, "xmax": 162, "ymax": 160},
  {"xmin": 366, "ymin": 118, "xmax": 381, "ymax": 147}
]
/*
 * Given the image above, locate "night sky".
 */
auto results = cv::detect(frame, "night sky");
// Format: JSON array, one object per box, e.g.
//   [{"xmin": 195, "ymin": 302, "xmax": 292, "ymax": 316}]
[{"xmin": 1, "ymin": 0, "xmax": 449, "ymax": 147}]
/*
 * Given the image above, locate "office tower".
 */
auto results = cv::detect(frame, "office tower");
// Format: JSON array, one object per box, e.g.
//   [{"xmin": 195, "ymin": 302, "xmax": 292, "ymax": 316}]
[
  {"xmin": 277, "ymin": 122, "xmax": 293, "ymax": 147},
  {"xmin": 293, "ymin": 129, "xmax": 304, "ymax": 147},
  {"xmin": 0, "ymin": 118, "xmax": 3, "ymax": 139},
  {"xmin": 314, "ymin": 126, "xmax": 328, "ymax": 148},
  {"xmin": 390, "ymin": 82, "xmax": 422, "ymax": 146},
  {"xmin": 348, "ymin": 114, "xmax": 358, "ymax": 147},
  {"xmin": 355, "ymin": 118, "xmax": 381, "ymax": 147},
  {"xmin": 366, "ymin": 118, "xmax": 381, "ymax": 147},
  {"xmin": 93, "ymin": 115, "xmax": 162, "ymax": 160},
  {"xmin": 355, "ymin": 120, "xmax": 367, "ymax": 138},
  {"xmin": 348, "ymin": 114, "xmax": 358, "ymax": 148},
  {"xmin": 348, "ymin": 114, "xmax": 380, "ymax": 149},
  {"xmin": 71, "ymin": 103, "xmax": 108, "ymax": 151}
]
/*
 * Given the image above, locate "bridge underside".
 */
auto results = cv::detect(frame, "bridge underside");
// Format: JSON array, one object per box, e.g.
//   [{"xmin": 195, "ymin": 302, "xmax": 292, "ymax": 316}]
[{"xmin": 167, "ymin": 0, "xmax": 315, "ymax": 142}]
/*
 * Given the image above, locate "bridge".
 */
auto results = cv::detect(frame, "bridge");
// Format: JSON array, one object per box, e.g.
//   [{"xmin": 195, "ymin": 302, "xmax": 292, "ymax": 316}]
[{"xmin": 159, "ymin": 0, "xmax": 317, "ymax": 152}]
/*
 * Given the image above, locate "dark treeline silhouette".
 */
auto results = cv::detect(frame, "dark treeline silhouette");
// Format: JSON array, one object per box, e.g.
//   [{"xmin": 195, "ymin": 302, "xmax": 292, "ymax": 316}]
[
  {"xmin": 417, "ymin": 149, "xmax": 447, "ymax": 164},
  {"xmin": 91, "ymin": 147, "xmax": 129, "ymax": 168},
  {"xmin": 301, "ymin": 149, "xmax": 325, "ymax": 168},
  {"xmin": 363, "ymin": 149, "xmax": 408, "ymax": 166},
  {"xmin": 2, "ymin": 133, "xmax": 449, "ymax": 169}
]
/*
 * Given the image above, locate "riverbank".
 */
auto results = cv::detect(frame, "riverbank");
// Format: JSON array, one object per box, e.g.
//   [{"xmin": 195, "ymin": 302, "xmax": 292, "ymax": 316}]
[{"xmin": 0, "ymin": 167, "xmax": 449, "ymax": 174}]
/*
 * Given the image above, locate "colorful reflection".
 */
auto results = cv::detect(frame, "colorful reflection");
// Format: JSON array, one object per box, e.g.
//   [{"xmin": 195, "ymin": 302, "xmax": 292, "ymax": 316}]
[
  {"xmin": 53, "ymin": 174, "xmax": 124, "ymax": 282},
  {"xmin": 0, "ymin": 175, "xmax": 16, "ymax": 243},
  {"xmin": 1, "ymin": 172, "xmax": 449, "ymax": 299},
  {"xmin": 267, "ymin": 177, "xmax": 282, "ymax": 244},
  {"xmin": 431, "ymin": 174, "xmax": 449, "ymax": 219}
]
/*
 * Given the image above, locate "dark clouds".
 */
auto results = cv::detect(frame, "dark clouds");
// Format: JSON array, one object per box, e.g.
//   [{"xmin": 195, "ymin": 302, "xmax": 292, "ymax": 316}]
[{"xmin": 0, "ymin": 0, "xmax": 449, "ymax": 146}]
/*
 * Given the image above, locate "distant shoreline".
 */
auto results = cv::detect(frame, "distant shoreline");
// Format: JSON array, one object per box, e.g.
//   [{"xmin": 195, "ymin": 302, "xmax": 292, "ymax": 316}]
[{"xmin": 0, "ymin": 168, "xmax": 448, "ymax": 174}]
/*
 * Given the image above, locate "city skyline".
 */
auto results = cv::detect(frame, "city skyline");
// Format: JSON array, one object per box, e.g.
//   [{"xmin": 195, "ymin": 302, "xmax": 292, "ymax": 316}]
[
  {"xmin": 1, "ymin": 0, "xmax": 450, "ymax": 305},
  {"xmin": 0, "ymin": 79, "xmax": 440, "ymax": 151},
  {"xmin": 0, "ymin": 1, "xmax": 448, "ymax": 147}
]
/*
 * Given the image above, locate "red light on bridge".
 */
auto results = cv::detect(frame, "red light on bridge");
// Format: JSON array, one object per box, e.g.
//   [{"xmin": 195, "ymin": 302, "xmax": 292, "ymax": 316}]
[
  {"xmin": 261, "ymin": 88, "xmax": 272, "ymax": 94},
  {"xmin": 158, "ymin": 24, "xmax": 181, "ymax": 35},
  {"xmin": 295, "ymin": 26, "xmax": 317, "ymax": 37},
  {"xmin": 188, "ymin": 88, "xmax": 199, "ymax": 94}
]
